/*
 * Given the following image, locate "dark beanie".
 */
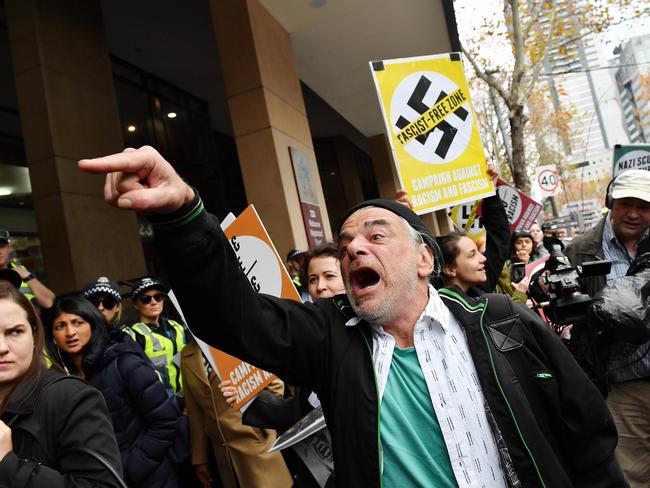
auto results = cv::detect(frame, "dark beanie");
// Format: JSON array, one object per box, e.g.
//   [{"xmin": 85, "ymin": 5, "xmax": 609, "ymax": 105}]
[
  {"xmin": 337, "ymin": 199, "xmax": 435, "ymax": 245},
  {"xmin": 337, "ymin": 199, "xmax": 442, "ymax": 277}
]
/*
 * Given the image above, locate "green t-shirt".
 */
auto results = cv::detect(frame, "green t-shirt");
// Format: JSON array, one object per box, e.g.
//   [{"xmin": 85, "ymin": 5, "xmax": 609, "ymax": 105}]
[{"xmin": 380, "ymin": 346, "xmax": 458, "ymax": 487}]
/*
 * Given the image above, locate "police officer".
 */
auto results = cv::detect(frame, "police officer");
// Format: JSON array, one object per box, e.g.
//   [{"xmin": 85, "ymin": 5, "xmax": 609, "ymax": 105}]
[
  {"xmin": 83, "ymin": 276, "xmax": 124, "ymax": 330},
  {"xmin": 126, "ymin": 277, "xmax": 187, "ymax": 394},
  {"xmin": 0, "ymin": 229, "xmax": 55, "ymax": 309},
  {"xmin": 286, "ymin": 249, "xmax": 310, "ymax": 302}
]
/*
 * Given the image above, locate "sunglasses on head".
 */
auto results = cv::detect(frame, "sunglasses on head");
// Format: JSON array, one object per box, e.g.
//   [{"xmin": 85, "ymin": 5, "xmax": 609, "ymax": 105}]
[
  {"xmin": 138, "ymin": 293, "xmax": 165, "ymax": 304},
  {"xmin": 89, "ymin": 296, "xmax": 119, "ymax": 309}
]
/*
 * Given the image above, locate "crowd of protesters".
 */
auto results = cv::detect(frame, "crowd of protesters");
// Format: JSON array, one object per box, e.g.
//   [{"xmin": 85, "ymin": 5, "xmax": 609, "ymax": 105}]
[{"xmin": 0, "ymin": 151, "xmax": 648, "ymax": 487}]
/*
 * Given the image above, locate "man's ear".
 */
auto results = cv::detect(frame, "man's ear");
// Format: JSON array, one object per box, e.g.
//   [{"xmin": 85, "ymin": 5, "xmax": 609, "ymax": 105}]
[{"xmin": 417, "ymin": 244, "xmax": 434, "ymax": 279}]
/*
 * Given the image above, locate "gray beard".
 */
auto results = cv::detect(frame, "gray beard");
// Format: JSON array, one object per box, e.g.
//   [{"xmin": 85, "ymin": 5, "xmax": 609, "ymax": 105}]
[
  {"xmin": 347, "ymin": 293, "xmax": 389, "ymax": 325},
  {"xmin": 345, "ymin": 270, "xmax": 419, "ymax": 327}
]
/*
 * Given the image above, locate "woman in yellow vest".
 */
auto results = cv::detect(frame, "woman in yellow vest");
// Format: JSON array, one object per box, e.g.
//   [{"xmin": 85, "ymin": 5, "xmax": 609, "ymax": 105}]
[{"xmin": 126, "ymin": 278, "xmax": 187, "ymax": 395}]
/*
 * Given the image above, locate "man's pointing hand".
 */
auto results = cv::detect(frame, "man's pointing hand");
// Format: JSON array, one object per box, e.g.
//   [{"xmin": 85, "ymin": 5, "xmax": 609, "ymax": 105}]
[{"xmin": 78, "ymin": 145, "xmax": 194, "ymax": 214}]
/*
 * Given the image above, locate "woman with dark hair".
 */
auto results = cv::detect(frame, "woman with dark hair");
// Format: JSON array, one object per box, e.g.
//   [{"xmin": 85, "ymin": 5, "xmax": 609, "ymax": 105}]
[
  {"xmin": 46, "ymin": 296, "xmax": 181, "ymax": 488},
  {"xmin": 495, "ymin": 230, "xmax": 537, "ymax": 304},
  {"xmin": 433, "ymin": 174, "xmax": 510, "ymax": 296},
  {"xmin": 435, "ymin": 231, "xmax": 490, "ymax": 295},
  {"xmin": 0, "ymin": 285, "xmax": 123, "ymax": 487}
]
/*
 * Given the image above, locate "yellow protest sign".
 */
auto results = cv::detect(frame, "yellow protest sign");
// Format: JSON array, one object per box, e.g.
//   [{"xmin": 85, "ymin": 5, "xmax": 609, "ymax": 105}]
[
  {"xmin": 448, "ymin": 202, "xmax": 486, "ymax": 240},
  {"xmin": 370, "ymin": 53, "xmax": 494, "ymax": 214}
]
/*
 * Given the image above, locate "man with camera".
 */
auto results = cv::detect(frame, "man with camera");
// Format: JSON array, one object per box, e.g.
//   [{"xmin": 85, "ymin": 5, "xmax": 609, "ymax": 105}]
[{"xmin": 564, "ymin": 169, "xmax": 650, "ymax": 487}]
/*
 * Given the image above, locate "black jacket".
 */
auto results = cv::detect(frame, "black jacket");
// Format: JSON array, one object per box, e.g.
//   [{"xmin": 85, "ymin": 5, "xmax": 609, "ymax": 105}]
[
  {"xmin": 0, "ymin": 368, "xmax": 123, "ymax": 488},
  {"xmin": 440, "ymin": 286, "xmax": 625, "ymax": 487},
  {"xmin": 85, "ymin": 333, "xmax": 180, "ymax": 488},
  {"xmin": 153, "ymin": 203, "xmax": 625, "ymax": 487}
]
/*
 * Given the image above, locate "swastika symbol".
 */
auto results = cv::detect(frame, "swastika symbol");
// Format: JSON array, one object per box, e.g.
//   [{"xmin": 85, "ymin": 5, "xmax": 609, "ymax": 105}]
[{"xmin": 395, "ymin": 75, "xmax": 468, "ymax": 159}]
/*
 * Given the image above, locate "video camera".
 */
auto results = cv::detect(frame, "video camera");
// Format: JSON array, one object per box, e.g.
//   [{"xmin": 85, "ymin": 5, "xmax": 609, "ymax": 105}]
[{"xmin": 540, "ymin": 236, "xmax": 611, "ymax": 327}]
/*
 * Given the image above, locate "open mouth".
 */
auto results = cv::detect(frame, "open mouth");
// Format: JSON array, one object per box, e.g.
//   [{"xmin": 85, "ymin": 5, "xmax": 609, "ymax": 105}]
[
  {"xmin": 350, "ymin": 267, "xmax": 381, "ymax": 293},
  {"xmin": 66, "ymin": 340, "xmax": 79, "ymax": 348}
]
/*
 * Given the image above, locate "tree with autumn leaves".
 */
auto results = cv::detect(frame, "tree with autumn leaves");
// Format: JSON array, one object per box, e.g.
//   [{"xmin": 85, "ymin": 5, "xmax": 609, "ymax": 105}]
[{"xmin": 457, "ymin": 0, "xmax": 649, "ymax": 193}]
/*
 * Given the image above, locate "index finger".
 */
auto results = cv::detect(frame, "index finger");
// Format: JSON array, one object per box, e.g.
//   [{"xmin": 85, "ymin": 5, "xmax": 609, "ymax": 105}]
[{"xmin": 78, "ymin": 147, "xmax": 154, "ymax": 177}]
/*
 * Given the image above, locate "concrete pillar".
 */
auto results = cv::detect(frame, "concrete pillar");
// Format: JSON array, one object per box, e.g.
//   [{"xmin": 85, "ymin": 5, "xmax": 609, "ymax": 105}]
[
  {"xmin": 6, "ymin": 0, "xmax": 146, "ymax": 293},
  {"xmin": 209, "ymin": 0, "xmax": 331, "ymax": 255}
]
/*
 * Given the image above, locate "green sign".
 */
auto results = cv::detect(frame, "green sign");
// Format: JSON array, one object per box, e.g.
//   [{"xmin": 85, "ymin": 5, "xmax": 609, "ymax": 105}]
[{"xmin": 612, "ymin": 144, "xmax": 650, "ymax": 177}]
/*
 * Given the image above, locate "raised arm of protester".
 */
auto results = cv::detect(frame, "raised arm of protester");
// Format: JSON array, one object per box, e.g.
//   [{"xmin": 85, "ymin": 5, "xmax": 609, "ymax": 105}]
[
  {"xmin": 79, "ymin": 146, "xmax": 330, "ymax": 390},
  {"xmin": 475, "ymin": 163, "xmax": 510, "ymax": 293}
]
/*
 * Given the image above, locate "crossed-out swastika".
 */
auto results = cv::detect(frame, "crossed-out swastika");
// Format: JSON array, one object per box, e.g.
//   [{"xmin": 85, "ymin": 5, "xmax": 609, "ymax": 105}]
[{"xmin": 395, "ymin": 75, "xmax": 469, "ymax": 159}]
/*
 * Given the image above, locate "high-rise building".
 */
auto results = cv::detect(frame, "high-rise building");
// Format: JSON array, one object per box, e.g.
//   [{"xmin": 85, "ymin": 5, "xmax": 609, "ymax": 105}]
[
  {"xmin": 614, "ymin": 34, "xmax": 650, "ymax": 143},
  {"xmin": 544, "ymin": 29, "xmax": 629, "ymax": 163}
]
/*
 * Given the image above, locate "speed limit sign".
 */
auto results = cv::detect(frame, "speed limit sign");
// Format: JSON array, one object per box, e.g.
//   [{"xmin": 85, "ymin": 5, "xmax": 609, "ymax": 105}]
[
  {"xmin": 537, "ymin": 169, "xmax": 559, "ymax": 192},
  {"xmin": 532, "ymin": 165, "xmax": 561, "ymax": 198}
]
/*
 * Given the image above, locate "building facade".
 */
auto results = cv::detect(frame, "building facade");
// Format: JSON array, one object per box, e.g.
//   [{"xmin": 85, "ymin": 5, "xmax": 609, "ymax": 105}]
[
  {"xmin": 0, "ymin": 0, "xmax": 458, "ymax": 293},
  {"xmin": 615, "ymin": 34, "xmax": 650, "ymax": 143}
]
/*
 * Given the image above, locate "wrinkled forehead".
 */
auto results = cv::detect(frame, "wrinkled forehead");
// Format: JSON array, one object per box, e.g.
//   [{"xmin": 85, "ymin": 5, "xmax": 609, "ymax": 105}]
[{"xmin": 338, "ymin": 207, "xmax": 404, "ymax": 240}]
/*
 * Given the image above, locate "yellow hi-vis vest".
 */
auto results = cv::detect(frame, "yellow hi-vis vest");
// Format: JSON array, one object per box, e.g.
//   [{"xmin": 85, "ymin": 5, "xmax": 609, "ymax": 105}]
[
  {"xmin": 125, "ymin": 319, "xmax": 186, "ymax": 393},
  {"xmin": 9, "ymin": 261, "xmax": 35, "ymax": 303}
]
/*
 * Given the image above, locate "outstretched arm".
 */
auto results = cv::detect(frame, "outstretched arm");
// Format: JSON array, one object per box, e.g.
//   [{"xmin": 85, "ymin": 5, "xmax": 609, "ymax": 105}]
[{"xmin": 79, "ymin": 146, "xmax": 331, "ymax": 390}]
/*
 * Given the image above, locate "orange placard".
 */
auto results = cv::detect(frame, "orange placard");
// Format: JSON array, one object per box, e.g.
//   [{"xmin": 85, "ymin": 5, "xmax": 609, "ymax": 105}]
[
  {"xmin": 209, "ymin": 350, "xmax": 276, "ymax": 409},
  {"xmin": 222, "ymin": 205, "xmax": 302, "ymax": 303},
  {"xmin": 206, "ymin": 205, "xmax": 301, "ymax": 409}
]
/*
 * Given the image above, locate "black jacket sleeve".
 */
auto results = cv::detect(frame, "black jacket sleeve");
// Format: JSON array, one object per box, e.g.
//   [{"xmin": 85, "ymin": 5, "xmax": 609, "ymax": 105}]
[
  {"xmin": 153, "ymin": 207, "xmax": 331, "ymax": 391},
  {"xmin": 476, "ymin": 194, "xmax": 511, "ymax": 293},
  {"xmin": 118, "ymin": 353, "xmax": 179, "ymax": 485},
  {"xmin": 0, "ymin": 379, "xmax": 123, "ymax": 488},
  {"xmin": 242, "ymin": 388, "xmax": 314, "ymax": 432}
]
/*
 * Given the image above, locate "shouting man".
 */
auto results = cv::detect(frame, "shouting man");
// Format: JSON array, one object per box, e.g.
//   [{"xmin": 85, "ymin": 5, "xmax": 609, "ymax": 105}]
[{"xmin": 79, "ymin": 146, "xmax": 626, "ymax": 488}]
